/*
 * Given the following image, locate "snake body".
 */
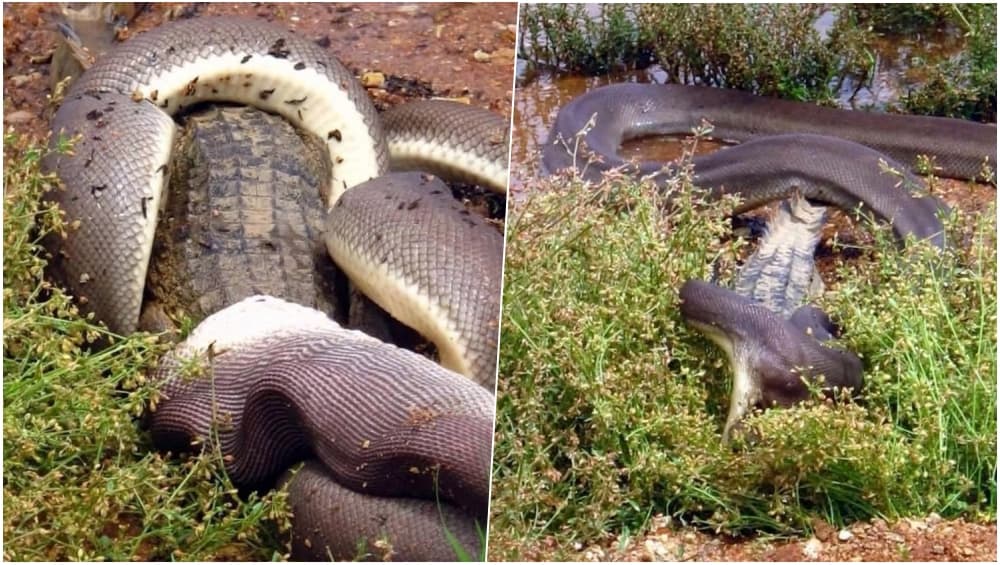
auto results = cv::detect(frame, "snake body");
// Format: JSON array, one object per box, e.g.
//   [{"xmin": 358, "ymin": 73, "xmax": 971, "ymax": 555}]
[
  {"xmin": 680, "ymin": 280, "xmax": 864, "ymax": 440},
  {"xmin": 152, "ymin": 296, "xmax": 492, "ymax": 557},
  {"xmin": 283, "ymin": 461, "xmax": 483, "ymax": 561},
  {"xmin": 44, "ymin": 15, "xmax": 505, "ymax": 560},
  {"xmin": 325, "ymin": 172, "xmax": 503, "ymax": 389},
  {"xmin": 383, "ymin": 100, "xmax": 511, "ymax": 193},
  {"xmin": 545, "ymin": 83, "xmax": 994, "ymax": 182},
  {"xmin": 546, "ymin": 82, "xmax": 995, "ymax": 435},
  {"xmin": 45, "ymin": 16, "xmax": 385, "ymax": 335},
  {"xmin": 545, "ymin": 83, "xmax": 996, "ymax": 247}
]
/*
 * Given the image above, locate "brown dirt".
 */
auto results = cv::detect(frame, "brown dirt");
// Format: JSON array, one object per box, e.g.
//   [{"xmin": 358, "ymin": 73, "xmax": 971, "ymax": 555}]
[
  {"xmin": 507, "ymin": 513, "xmax": 997, "ymax": 562},
  {"xmin": 3, "ymin": 2, "xmax": 516, "ymax": 142}
]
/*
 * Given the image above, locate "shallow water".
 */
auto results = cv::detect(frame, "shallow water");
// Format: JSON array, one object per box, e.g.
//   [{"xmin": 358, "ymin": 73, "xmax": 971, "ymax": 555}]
[{"xmin": 511, "ymin": 23, "xmax": 969, "ymax": 189}]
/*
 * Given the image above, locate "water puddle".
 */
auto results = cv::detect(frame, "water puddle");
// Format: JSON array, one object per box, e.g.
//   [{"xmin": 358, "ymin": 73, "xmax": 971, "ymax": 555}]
[{"xmin": 511, "ymin": 20, "xmax": 970, "ymax": 189}]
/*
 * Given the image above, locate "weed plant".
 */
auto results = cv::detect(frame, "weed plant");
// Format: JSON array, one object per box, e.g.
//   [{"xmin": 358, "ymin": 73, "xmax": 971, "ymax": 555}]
[
  {"xmin": 2, "ymin": 133, "xmax": 291, "ymax": 560},
  {"xmin": 489, "ymin": 164, "xmax": 996, "ymax": 558}
]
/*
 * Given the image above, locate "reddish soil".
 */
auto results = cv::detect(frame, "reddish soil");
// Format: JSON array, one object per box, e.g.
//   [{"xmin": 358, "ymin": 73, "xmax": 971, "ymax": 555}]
[
  {"xmin": 512, "ymin": 513, "xmax": 997, "ymax": 562},
  {"xmin": 3, "ymin": 2, "xmax": 516, "ymax": 142}
]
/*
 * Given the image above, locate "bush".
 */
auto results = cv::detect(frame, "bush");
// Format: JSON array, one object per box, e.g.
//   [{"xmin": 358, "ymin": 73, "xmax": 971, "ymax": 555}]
[
  {"xmin": 518, "ymin": 3, "xmax": 996, "ymax": 118},
  {"xmin": 489, "ymin": 166, "xmax": 996, "ymax": 558},
  {"xmin": 2, "ymin": 133, "xmax": 291, "ymax": 561}
]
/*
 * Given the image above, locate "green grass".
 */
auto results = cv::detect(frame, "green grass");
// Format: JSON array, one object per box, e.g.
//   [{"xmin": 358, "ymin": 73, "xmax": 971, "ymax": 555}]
[
  {"xmin": 489, "ymin": 163, "xmax": 996, "ymax": 558},
  {"xmin": 3, "ymin": 133, "xmax": 291, "ymax": 561}
]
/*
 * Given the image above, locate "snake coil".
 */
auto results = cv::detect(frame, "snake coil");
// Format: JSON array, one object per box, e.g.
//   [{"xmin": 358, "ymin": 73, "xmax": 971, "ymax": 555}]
[
  {"xmin": 546, "ymin": 82, "xmax": 995, "ymax": 436},
  {"xmin": 44, "ymin": 16, "xmax": 506, "ymax": 560}
]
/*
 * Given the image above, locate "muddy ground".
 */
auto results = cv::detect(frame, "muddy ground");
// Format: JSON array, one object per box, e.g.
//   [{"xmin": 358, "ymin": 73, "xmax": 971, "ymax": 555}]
[
  {"xmin": 508, "ymin": 513, "xmax": 997, "ymax": 562},
  {"xmin": 3, "ymin": 2, "xmax": 516, "ymax": 138},
  {"xmin": 3, "ymin": 3, "xmax": 996, "ymax": 563}
]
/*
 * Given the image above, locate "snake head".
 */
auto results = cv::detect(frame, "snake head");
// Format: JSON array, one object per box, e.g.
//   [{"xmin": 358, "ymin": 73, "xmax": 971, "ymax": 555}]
[{"xmin": 679, "ymin": 280, "xmax": 863, "ymax": 442}]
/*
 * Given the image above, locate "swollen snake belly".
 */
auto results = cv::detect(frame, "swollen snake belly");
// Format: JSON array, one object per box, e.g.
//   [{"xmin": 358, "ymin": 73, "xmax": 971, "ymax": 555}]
[
  {"xmin": 544, "ymin": 82, "xmax": 996, "ymax": 436},
  {"xmin": 152, "ymin": 296, "xmax": 494, "ymax": 559},
  {"xmin": 43, "ymin": 15, "xmax": 506, "ymax": 561}
]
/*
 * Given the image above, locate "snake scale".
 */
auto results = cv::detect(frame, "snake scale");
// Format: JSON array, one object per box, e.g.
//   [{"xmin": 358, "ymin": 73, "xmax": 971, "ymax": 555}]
[
  {"xmin": 545, "ymin": 82, "xmax": 995, "ymax": 437},
  {"xmin": 43, "ymin": 15, "xmax": 507, "ymax": 560}
]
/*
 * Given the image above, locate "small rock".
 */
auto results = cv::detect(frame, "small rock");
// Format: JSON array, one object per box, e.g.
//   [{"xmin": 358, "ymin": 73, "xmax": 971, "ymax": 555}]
[
  {"xmin": 473, "ymin": 49, "xmax": 491, "ymax": 62},
  {"xmin": 837, "ymin": 529, "xmax": 854, "ymax": 542},
  {"xmin": 885, "ymin": 532, "xmax": 905, "ymax": 543},
  {"xmin": 582, "ymin": 546, "xmax": 605, "ymax": 561},
  {"xmin": 361, "ymin": 72, "xmax": 385, "ymax": 88},
  {"xmin": 432, "ymin": 95, "xmax": 471, "ymax": 105},
  {"xmin": 931, "ymin": 544, "xmax": 944, "ymax": 554},
  {"xmin": 4, "ymin": 110, "xmax": 35, "ymax": 124},
  {"xmin": 803, "ymin": 537, "xmax": 823, "ymax": 559},
  {"xmin": 926, "ymin": 512, "xmax": 942, "ymax": 525},
  {"xmin": 651, "ymin": 513, "xmax": 672, "ymax": 529},
  {"xmin": 899, "ymin": 519, "xmax": 918, "ymax": 533},
  {"xmin": 644, "ymin": 539, "xmax": 667, "ymax": 559},
  {"xmin": 9, "ymin": 73, "xmax": 38, "ymax": 87},
  {"xmin": 962, "ymin": 547, "xmax": 974, "ymax": 556},
  {"xmin": 811, "ymin": 518, "xmax": 835, "ymax": 542}
]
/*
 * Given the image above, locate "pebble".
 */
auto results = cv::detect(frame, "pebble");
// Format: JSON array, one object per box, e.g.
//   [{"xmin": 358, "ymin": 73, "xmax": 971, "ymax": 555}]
[
  {"xmin": 473, "ymin": 49, "xmax": 491, "ymax": 62},
  {"xmin": 885, "ymin": 532, "xmax": 905, "ymax": 543},
  {"xmin": 644, "ymin": 538, "xmax": 667, "ymax": 559},
  {"xmin": 837, "ymin": 529, "xmax": 854, "ymax": 542},
  {"xmin": 9, "ymin": 73, "xmax": 39, "ymax": 87},
  {"xmin": 4, "ymin": 110, "xmax": 35, "ymax": 124},
  {"xmin": 361, "ymin": 72, "xmax": 385, "ymax": 88},
  {"xmin": 582, "ymin": 545, "xmax": 605, "ymax": 561},
  {"xmin": 803, "ymin": 537, "xmax": 823, "ymax": 559}
]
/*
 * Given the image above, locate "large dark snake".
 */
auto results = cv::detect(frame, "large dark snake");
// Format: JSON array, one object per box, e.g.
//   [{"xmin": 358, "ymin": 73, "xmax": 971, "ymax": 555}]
[
  {"xmin": 43, "ymin": 16, "xmax": 506, "ymax": 560},
  {"xmin": 544, "ymin": 82, "xmax": 995, "ymax": 436}
]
